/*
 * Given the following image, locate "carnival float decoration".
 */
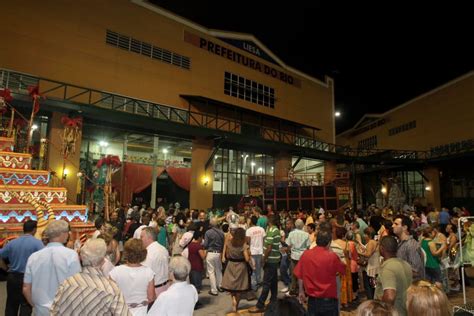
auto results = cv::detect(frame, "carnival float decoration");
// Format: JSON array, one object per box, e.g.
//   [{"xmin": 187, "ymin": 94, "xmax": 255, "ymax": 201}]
[
  {"xmin": 96, "ymin": 155, "xmax": 121, "ymax": 221},
  {"xmin": 0, "ymin": 85, "xmax": 94, "ymax": 245}
]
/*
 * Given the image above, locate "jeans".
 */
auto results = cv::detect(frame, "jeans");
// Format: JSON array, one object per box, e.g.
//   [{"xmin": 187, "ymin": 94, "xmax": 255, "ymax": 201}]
[
  {"xmin": 256, "ymin": 262, "xmax": 279, "ymax": 309},
  {"xmin": 251, "ymin": 254, "xmax": 262, "ymax": 290},
  {"xmin": 307, "ymin": 297, "xmax": 339, "ymax": 316},
  {"xmin": 279, "ymin": 254, "xmax": 290, "ymax": 286},
  {"xmin": 189, "ymin": 270, "xmax": 203, "ymax": 291},
  {"xmin": 5, "ymin": 272, "xmax": 32, "ymax": 316}
]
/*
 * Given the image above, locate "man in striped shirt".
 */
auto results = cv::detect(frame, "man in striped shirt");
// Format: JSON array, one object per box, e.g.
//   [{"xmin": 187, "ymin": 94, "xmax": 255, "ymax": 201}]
[
  {"xmin": 249, "ymin": 215, "xmax": 281, "ymax": 313},
  {"xmin": 51, "ymin": 239, "xmax": 131, "ymax": 316}
]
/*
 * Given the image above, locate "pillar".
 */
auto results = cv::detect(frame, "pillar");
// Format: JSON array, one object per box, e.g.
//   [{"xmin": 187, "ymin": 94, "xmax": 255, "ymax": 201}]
[
  {"xmin": 324, "ymin": 161, "xmax": 337, "ymax": 184},
  {"xmin": 190, "ymin": 138, "xmax": 213, "ymax": 210},
  {"xmin": 120, "ymin": 134, "xmax": 128, "ymax": 205},
  {"xmin": 274, "ymin": 152, "xmax": 291, "ymax": 181},
  {"xmin": 47, "ymin": 111, "xmax": 82, "ymax": 204},
  {"xmin": 150, "ymin": 136, "xmax": 159, "ymax": 208},
  {"xmin": 424, "ymin": 166, "xmax": 441, "ymax": 209}
]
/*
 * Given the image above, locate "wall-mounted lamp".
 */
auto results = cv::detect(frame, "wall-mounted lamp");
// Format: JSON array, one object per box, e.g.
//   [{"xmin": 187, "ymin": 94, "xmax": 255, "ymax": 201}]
[
  {"xmin": 381, "ymin": 186, "xmax": 387, "ymax": 194},
  {"xmin": 425, "ymin": 186, "xmax": 431, "ymax": 191},
  {"xmin": 62, "ymin": 168, "xmax": 69, "ymax": 180},
  {"xmin": 202, "ymin": 175, "xmax": 210, "ymax": 186}
]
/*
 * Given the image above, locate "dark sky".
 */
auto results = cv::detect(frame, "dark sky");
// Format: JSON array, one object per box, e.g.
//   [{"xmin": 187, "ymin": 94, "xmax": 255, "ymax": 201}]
[{"xmin": 152, "ymin": 1, "xmax": 473, "ymax": 133}]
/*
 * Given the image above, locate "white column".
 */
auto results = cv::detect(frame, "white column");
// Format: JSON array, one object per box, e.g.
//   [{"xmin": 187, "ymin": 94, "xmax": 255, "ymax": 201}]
[{"xmin": 150, "ymin": 136, "xmax": 159, "ymax": 209}]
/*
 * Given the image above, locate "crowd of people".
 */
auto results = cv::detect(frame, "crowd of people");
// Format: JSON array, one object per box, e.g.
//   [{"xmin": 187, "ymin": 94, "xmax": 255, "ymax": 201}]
[{"xmin": 0, "ymin": 201, "xmax": 472, "ymax": 316}]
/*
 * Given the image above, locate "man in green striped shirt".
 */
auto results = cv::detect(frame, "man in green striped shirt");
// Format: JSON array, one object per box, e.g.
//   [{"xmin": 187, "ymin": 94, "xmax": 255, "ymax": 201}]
[{"xmin": 249, "ymin": 215, "xmax": 281, "ymax": 313}]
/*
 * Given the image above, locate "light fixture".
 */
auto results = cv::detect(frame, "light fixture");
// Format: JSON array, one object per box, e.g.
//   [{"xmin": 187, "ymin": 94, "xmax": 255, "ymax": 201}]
[
  {"xmin": 31, "ymin": 124, "xmax": 38, "ymax": 131},
  {"xmin": 335, "ymin": 111, "xmax": 341, "ymax": 117},
  {"xmin": 202, "ymin": 175, "xmax": 210, "ymax": 186},
  {"xmin": 162, "ymin": 148, "xmax": 168, "ymax": 154},
  {"xmin": 214, "ymin": 155, "xmax": 218, "ymax": 159},
  {"xmin": 257, "ymin": 167, "xmax": 263, "ymax": 173},
  {"xmin": 77, "ymin": 171, "xmax": 83, "ymax": 178},
  {"xmin": 251, "ymin": 161, "xmax": 256, "ymax": 167},
  {"xmin": 425, "ymin": 186, "xmax": 431, "ymax": 191},
  {"xmin": 381, "ymin": 186, "xmax": 387, "ymax": 194},
  {"xmin": 99, "ymin": 140, "xmax": 109, "ymax": 148},
  {"xmin": 62, "ymin": 168, "xmax": 69, "ymax": 180}
]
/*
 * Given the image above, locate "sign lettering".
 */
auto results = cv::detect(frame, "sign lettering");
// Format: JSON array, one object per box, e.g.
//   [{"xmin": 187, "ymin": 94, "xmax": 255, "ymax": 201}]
[{"xmin": 185, "ymin": 31, "xmax": 301, "ymax": 87}]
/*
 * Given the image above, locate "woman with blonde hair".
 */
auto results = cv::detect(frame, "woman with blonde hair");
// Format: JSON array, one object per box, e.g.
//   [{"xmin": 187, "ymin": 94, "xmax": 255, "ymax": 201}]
[
  {"xmin": 406, "ymin": 280, "xmax": 451, "ymax": 316},
  {"xmin": 356, "ymin": 300, "xmax": 398, "ymax": 316}
]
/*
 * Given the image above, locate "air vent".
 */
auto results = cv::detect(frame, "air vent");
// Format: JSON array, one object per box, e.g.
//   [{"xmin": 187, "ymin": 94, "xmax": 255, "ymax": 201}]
[{"xmin": 106, "ymin": 30, "xmax": 191, "ymax": 70}]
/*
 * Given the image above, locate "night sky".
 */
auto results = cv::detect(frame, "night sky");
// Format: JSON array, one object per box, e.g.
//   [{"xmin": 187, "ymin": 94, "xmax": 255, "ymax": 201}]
[{"xmin": 152, "ymin": 1, "xmax": 473, "ymax": 134}]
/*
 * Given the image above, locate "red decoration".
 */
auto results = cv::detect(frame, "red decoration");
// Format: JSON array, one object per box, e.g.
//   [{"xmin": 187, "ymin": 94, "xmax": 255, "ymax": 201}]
[
  {"xmin": 96, "ymin": 155, "xmax": 121, "ymax": 168},
  {"xmin": 27, "ymin": 85, "xmax": 44, "ymax": 114},
  {"xmin": 0, "ymin": 88, "xmax": 13, "ymax": 103},
  {"xmin": 13, "ymin": 118, "xmax": 28, "ymax": 128},
  {"xmin": 0, "ymin": 88, "xmax": 12, "ymax": 114},
  {"xmin": 61, "ymin": 116, "xmax": 83, "ymax": 128}
]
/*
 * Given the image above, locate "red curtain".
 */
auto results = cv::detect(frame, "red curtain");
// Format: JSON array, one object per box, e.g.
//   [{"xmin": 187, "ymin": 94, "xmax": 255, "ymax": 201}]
[
  {"xmin": 116, "ymin": 163, "xmax": 190, "ymax": 205},
  {"xmin": 166, "ymin": 167, "xmax": 191, "ymax": 191}
]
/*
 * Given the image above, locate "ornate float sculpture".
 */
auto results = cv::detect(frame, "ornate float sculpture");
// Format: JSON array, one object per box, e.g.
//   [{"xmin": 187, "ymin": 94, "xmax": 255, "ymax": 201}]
[
  {"xmin": 96, "ymin": 155, "xmax": 121, "ymax": 221},
  {"xmin": 0, "ymin": 86, "xmax": 94, "ymax": 245}
]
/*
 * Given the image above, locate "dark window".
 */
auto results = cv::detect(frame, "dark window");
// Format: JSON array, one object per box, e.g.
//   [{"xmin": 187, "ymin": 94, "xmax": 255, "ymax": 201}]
[{"xmin": 224, "ymin": 72, "xmax": 275, "ymax": 109}]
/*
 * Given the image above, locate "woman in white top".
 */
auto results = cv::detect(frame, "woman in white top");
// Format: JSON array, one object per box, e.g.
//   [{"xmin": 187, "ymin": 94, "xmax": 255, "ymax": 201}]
[
  {"xmin": 109, "ymin": 239, "xmax": 155, "ymax": 316},
  {"xmin": 357, "ymin": 227, "xmax": 380, "ymax": 300}
]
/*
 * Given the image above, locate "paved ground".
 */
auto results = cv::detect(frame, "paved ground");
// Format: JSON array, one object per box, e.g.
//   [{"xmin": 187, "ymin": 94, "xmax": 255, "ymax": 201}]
[{"xmin": 1, "ymin": 276, "xmax": 473, "ymax": 316}]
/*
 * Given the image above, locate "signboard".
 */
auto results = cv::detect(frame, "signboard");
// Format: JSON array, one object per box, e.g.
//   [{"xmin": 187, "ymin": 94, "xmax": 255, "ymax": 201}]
[{"xmin": 184, "ymin": 31, "xmax": 301, "ymax": 88}]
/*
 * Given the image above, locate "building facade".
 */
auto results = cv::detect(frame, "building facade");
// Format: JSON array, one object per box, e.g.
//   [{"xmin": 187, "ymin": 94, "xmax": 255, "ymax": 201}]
[
  {"xmin": 337, "ymin": 72, "xmax": 474, "ymax": 210},
  {"xmin": 1, "ymin": 0, "xmax": 336, "ymax": 210}
]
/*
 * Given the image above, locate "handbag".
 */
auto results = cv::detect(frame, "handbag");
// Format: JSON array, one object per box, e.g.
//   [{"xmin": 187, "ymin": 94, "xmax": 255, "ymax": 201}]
[{"xmin": 357, "ymin": 254, "xmax": 369, "ymax": 267}]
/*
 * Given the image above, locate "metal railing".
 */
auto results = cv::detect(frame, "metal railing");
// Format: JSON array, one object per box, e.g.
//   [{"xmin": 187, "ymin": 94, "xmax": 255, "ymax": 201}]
[{"xmin": 1, "ymin": 68, "xmax": 473, "ymax": 163}]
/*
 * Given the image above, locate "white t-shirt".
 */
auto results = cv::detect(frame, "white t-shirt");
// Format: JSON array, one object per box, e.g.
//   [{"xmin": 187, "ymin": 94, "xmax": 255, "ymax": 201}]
[
  {"xmin": 148, "ymin": 281, "xmax": 197, "ymax": 316},
  {"xmin": 133, "ymin": 225, "xmax": 148, "ymax": 239},
  {"xmin": 142, "ymin": 242, "xmax": 169, "ymax": 285},
  {"xmin": 109, "ymin": 265, "xmax": 154, "ymax": 311},
  {"xmin": 246, "ymin": 226, "xmax": 265, "ymax": 255}
]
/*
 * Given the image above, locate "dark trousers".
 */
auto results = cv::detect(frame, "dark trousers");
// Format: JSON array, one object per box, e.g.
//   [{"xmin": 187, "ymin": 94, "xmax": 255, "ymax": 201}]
[
  {"xmin": 290, "ymin": 259, "xmax": 299, "ymax": 294},
  {"xmin": 307, "ymin": 297, "xmax": 338, "ymax": 316},
  {"xmin": 189, "ymin": 270, "xmax": 203, "ymax": 291},
  {"xmin": 362, "ymin": 271, "xmax": 375, "ymax": 299},
  {"xmin": 6, "ymin": 272, "xmax": 32, "ymax": 316},
  {"xmin": 279, "ymin": 255, "xmax": 290, "ymax": 286},
  {"xmin": 256, "ymin": 262, "xmax": 279, "ymax": 309},
  {"xmin": 351, "ymin": 272, "xmax": 359, "ymax": 293}
]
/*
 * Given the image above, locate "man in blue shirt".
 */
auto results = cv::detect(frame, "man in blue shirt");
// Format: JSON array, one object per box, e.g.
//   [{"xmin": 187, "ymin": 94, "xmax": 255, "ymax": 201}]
[
  {"xmin": 23, "ymin": 220, "xmax": 81, "ymax": 316},
  {"xmin": 0, "ymin": 220, "xmax": 44, "ymax": 316},
  {"xmin": 439, "ymin": 207, "xmax": 450, "ymax": 235}
]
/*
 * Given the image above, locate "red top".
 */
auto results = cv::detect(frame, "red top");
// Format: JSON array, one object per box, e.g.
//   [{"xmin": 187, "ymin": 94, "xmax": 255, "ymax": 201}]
[
  {"xmin": 293, "ymin": 246, "xmax": 346, "ymax": 298},
  {"xmin": 188, "ymin": 241, "xmax": 204, "ymax": 272}
]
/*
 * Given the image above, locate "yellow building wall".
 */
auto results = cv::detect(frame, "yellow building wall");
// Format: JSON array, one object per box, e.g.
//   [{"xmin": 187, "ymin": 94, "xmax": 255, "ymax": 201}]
[
  {"xmin": 47, "ymin": 112, "xmax": 82, "ymax": 203},
  {"xmin": 336, "ymin": 72, "xmax": 474, "ymax": 150},
  {"xmin": 0, "ymin": 0, "xmax": 334, "ymax": 143},
  {"xmin": 189, "ymin": 138, "xmax": 214, "ymax": 210}
]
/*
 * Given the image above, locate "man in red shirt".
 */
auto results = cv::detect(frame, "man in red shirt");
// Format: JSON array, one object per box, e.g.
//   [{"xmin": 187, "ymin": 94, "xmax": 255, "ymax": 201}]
[{"xmin": 294, "ymin": 228, "xmax": 346, "ymax": 316}]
